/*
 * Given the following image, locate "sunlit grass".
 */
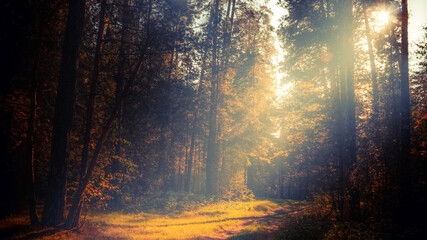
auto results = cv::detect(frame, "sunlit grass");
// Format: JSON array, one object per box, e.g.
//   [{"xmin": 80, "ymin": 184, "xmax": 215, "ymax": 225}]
[
  {"xmin": 0, "ymin": 200, "xmax": 301, "ymax": 239},
  {"xmin": 88, "ymin": 200, "xmax": 282, "ymax": 239}
]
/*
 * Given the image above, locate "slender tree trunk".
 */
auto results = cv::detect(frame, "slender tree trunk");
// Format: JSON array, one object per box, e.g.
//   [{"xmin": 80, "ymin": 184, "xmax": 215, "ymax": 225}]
[
  {"xmin": 185, "ymin": 111, "xmax": 197, "ymax": 192},
  {"xmin": 110, "ymin": 0, "xmax": 131, "ymax": 209},
  {"xmin": 206, "ymin": 0, "xmax": 220, "ymax": 197},
  {"xmin": 26, "ymin": 63, "xmax": 38, "ymax": 225},
  {"xmin": 397, "ymin": 0, "xmax": 411, "ymax": 223},
  {"xmin": 335, "ymin": 0, "xmax": 360, "ymax": 221},
  {"xmin": 70, "ymin": 0, "xmax": 106, "ymax": 222},
  {"xmin": 223, "ymin": 0, "xmax": 236, "ymax": 67},
  {"xmin": 80, "ymin": 0, "xmax": 106, "ymax": 184},
  {"xmin": 363, "ymin": 3, "xmax": 379, "ymax": 119},
  {"xmin": 362, "ymin": 2, "xmax": 379, "ymax": 216},
  {"xmin": 42, "ymin": 0, "xmax": 86, "ymax": 227},
  {"xmin": 343, "ymin": 0, "xmax": 360, "ymax": 221}
]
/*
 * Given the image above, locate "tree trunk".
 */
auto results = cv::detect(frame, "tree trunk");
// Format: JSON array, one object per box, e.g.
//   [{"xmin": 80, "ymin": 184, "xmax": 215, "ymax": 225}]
[
  {"xmin": 343, "ymin": 0, "xmax": 360, "ymax": 221},
  {"xmin": 42, "ymin": 0, "xmax": 86, "ymax": 227},
  {"xmin": 26, "ymin": 62, "xmax": 38, "ymax": 225},
  {"xmin": 64, "ymin": 58, "xmax": 146, "ymax": 228},
  {"xmin": 363, "ymin": 3, "xmax": 379, "ymax": 119},
  {"xmin": 335, "ymin": 0, "xmax": 360, "ymax": 221},
  {"xmin": 205, "ymin": 0, "xmax": 220, "ymax": 197},
  {"xmin": 397, "ymin": 0, "xmax": 411, "ymax": 223},
  {"xmin": 110, "ymin": 0, "xmax": 131, "ymax": 210}
]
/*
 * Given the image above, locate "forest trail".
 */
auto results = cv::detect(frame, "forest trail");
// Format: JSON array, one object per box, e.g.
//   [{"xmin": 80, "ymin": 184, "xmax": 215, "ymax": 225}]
[{"xmin": 1, "ymin": 200, "xmax": 305, "ymax": 240}]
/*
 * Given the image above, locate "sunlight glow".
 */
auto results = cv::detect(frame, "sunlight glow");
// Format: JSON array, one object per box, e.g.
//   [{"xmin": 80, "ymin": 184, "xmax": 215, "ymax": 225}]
[
  {"xmin": 275, "ymin": 81, "xmax": 291, "ymax": 100},
  {"xmin": 268, "ymin": 0, "xmax": 290, "ymax": 103},
  {"xmin": 376, "ymin": 11, "xmax": 389, "ymax": 26},
  {"xmin": 370, "ymin": 9, "xmax": 391, "ymax": 32}
]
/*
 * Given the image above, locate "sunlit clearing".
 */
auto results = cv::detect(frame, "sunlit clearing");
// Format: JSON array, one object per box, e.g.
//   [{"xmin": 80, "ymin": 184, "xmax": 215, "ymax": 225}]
[{"xmin": 84, "ymin": 200, "xmax": 284, "ymax": 240}]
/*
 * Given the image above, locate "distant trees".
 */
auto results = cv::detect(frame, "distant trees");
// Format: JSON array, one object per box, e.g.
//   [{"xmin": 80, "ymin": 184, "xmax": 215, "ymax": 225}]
[
  {"xmin": 411, "ymin": 26, "xmax": 427, "ymax": 225},
  {"xmin": 272, "ymin": 0, "xmax": 426, "ymax": 227}
]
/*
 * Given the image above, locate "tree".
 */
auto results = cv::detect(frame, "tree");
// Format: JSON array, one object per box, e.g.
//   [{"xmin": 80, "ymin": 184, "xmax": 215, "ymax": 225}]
[
  {"xmin": 338, "ymin": 0, "xmax": 360, "ymax": 221},
  {"xmin": 397, "ymin": 0, "xmax": 411, "ymax": 222},
  {"xmin": 205, "ymin": 0, "xmax": 221, "ymax": 196},
  {"xmin": 42, "ymin": 0, "xmax": 86, "ymax": 227}
]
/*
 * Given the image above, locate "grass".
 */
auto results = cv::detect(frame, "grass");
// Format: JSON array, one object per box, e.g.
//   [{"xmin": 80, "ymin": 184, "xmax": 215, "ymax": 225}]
[{"xmin": 0, "ymin": 199, "xmax": 300, "ymax": 240}]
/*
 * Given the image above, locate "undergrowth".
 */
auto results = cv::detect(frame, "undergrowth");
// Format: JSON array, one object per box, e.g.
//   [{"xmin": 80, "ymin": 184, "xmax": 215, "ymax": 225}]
[
  {"xmin": 122, "ymin": 191, "xmax": 208, "ymax": 214},
  {"xmin": 274, "ymin": 194, "xmax": 426, "ymax": 240}
]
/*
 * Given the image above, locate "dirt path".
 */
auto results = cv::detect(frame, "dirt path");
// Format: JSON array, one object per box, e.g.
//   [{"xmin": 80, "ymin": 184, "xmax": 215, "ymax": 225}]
[{"xmin": 203, "ymin": 203, "xmax": 302, "ymax": 240}]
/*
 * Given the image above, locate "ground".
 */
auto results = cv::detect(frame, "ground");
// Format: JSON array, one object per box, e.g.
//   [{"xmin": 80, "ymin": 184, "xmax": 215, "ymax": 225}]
[{"xmin": 0, "ymin": 199, "xmax": 305, "ymax": 240}]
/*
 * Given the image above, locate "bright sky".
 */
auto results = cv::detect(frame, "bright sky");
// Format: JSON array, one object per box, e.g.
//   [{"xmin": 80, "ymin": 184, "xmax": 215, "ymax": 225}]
[
  {"xmin": 267, "ymin": 0, "xmax": 427, "ymax": 79},
  {"xmin": 267, "ymin": 1, "xmax": 288, "ymax": 100},
  {"xmin": 267, "ymin": 0, "xmax": 426, "ymax": 50},
  {"xmin": 408, "ymin": 0, "xmax": 427, "ymax": 45}
]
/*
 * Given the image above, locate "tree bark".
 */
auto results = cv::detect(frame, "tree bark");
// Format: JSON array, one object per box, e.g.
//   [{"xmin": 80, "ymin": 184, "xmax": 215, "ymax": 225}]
[{"xmin": 42, "ymin": 0, "xmax": 86, "ymax": 227}]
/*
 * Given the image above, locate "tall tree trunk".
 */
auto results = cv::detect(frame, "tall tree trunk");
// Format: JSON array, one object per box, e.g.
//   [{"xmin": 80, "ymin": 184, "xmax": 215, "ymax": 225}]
[
  {"xmin": 205, "ymin": 0, "xmax": 220, "ymax": 196},
  {"xmin": 185, "ymin": 110, "xmax": 197, "ymax": 192},
  {"xmin": 343, "ymin": 0, "xmax": 360, "ymax": 221},
  {"xmin": 42, "ymin": 0, "xmax": 86, "ymax": 227},
  {"xmin": 397, "ymin": 0, "xmax": 411, "ymax": 223},
  {"xmin": 70, "ymin": 0, "xmax": 107, "ymax": 223},
  {"xmin": 335, "ymin": 0, "xmax": 360, "ymax": 221},
  {"xmin": 80, "ymin": 0, "xmax": 106, "ymax": 183},
  {"xmin": 363, "ymin": 2, "xmax": 379, "ymax": 119},
  {"xmin": 110, "ymin": 0, "xmax": 131, "ymax": 210},
  {"xmin": 362, "ymin": 1, "xmax": 380, "ymax": 215},
  {"xmin": 26, "ymin": 62, "xmax": 38, "ymax": 225}
]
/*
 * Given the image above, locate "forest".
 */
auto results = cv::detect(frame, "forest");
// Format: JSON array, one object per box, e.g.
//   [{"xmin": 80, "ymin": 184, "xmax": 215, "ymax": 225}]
[{"xmin": 0, "ymin": 0, "xmax": 426, "ymax": 239}]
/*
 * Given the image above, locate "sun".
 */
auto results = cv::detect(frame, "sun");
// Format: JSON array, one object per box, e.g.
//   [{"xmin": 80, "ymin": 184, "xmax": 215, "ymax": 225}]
[
  {"xmin": 368, "ymin": 9, "xmax": 391, "ymax": 33},
  {"xmin": 377, "ymin": 10, "xmax": 389, "ymax": 26}
]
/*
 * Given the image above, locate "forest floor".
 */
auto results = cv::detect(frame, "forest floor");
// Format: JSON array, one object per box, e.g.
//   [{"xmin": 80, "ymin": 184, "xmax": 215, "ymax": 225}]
[{"xmin": 0, "ymin": 199, "xmax": 306, "ymax": 240}]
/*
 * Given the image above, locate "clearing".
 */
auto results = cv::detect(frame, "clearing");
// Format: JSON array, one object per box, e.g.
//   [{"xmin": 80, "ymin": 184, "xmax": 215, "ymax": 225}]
[{"xmin": 0, "ymin": 199, "xmax": 305, "ymax": 240}]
